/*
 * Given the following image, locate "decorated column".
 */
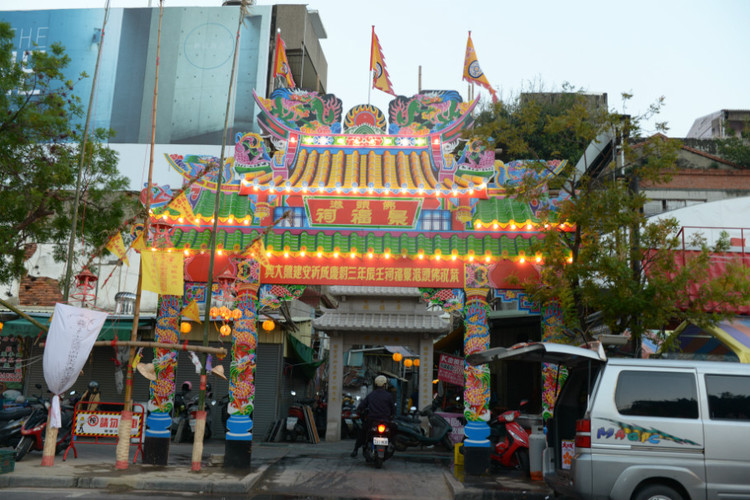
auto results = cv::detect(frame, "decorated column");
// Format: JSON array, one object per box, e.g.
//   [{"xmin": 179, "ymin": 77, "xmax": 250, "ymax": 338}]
[
  {"xmin": 143, "ymin": 294, "xmax": 182, "ymax": 465},
  {"xmin": 224, "ymin": 258, "xmax": 259, "ymax": 469},
  {"xmin": 541, "ymin": 300, "xmax": 566, "ymax": 419},
  {"xmin": 462, "ymin": 281, "xmax": 492, "ymax": 475}
]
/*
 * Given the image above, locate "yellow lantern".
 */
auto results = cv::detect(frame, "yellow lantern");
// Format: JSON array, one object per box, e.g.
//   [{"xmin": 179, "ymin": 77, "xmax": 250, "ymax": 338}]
[
  {"xmin": 392, "ymin": 352, "xmax": 402, "ymax": 363},
  {"xmin": 0, "ymin": 321, "xmax": 4, "ymax": 332},
  {"xmin": 180, "ymin": 322, "xmax": 191, "ymax": 334},
  {"xmin": 210, "ymin": 307, "xmax": 218, "ymax": 318},
  {"xmin": 262, "ymin": 319, "xmax": 275, "ymax": 331},
  {"xmin": 232, "ymin": 309, "xmax": 243, "ymax": 320},
  {"xmin": 404, "ymin": 358, "xmax": 413, "ymax": 368},
  {"xmin": 413, "ymin": 358, "xmax": 420, "ymax": 367},
  {"xmin": 219, "ymin": 324, "xmax": 232, "ymax": 336}
]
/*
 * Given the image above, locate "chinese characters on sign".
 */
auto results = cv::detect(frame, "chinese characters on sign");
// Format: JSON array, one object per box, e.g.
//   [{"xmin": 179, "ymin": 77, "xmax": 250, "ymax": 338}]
[
  {"xmin": 438, "ymin": 353, "xmax": 465, "ymax": 386},
  {"xmin": 261, "ymin": 256, "xmax": 464, "ymax": 288},
  {"xmin": 74, "ymin": 411, "xmax": 144, "ymax": 438},
  {"xmin": 305, "ymin": 197, "xmax": 422, "ymax": 228}
]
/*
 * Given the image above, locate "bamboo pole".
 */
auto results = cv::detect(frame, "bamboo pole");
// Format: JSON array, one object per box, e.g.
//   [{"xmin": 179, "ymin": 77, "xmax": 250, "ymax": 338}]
[
  {"xmin": 191, "ymin": 0, "xmax": 248, "ymax": 472},
  {"xmin": 42, "ymin": 0, "xmax": 111, "ymax": 468},
  {"xmin": 93, "ymin": 340, "xmax": 226, "ymax": 355},
  {"xmin": 114, "ymin": 0, "xmax": 164, "ymax": 470}
]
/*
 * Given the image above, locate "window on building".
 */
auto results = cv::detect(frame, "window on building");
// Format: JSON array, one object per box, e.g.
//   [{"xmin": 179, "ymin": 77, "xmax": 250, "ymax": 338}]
[
  {"xmin": 273, "ymin": 206, "xmax": 306, "ymax": 227},
  {"xmin": 418, "ymin": 210, "xmax": 451, "ymax": 231},
  {"xmin": 706, "ymin": 374, "xmax": 750, "ymax": 421},
  {"xmin": 615, "ymin": 371, "xmax": 698, "ymax": 419}
]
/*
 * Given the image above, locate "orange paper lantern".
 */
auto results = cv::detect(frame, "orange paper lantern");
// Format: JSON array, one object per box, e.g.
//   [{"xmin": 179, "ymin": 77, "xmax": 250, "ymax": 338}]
[
  {"xmin": 180, "ymin": 322, "xmax": 191, "ymax": 334},
  {"xmin": 404, "ymin": 358, "xmax": 413, "ymax": 368},
  {"xmin": 219, "ymin": 324, "xmax": 232, "ymax": 336},
  {"xmin": 392, "ymin": 352, "xmax": 403, "ymax": 363}
]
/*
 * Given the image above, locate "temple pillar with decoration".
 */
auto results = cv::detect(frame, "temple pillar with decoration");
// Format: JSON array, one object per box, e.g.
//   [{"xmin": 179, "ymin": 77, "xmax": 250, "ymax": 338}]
[
  {"xmin": 143, "ymin": 294, "xmax": 182, "ymax": 465},
  {"xmin": 223, "ymin": 259, "xmax": 260, "ymax": 468}
]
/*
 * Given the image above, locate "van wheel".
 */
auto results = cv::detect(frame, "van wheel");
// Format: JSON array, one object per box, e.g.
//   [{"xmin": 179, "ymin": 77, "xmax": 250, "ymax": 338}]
[{"xmin": 634, "ymin": 484, "xmax": 684, "ymax": 500}]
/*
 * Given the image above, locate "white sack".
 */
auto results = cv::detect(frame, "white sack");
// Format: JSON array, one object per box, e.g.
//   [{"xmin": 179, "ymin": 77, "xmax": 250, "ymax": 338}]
[{"xmin": 43, "ymin": 303, "xmax": 108, "ymax": 427}]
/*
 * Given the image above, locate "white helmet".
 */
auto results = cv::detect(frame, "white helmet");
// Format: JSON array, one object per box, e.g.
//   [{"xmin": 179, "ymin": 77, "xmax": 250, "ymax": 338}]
[{"xmin": 374, "ymin": 375, "xmax": 387, "ymax": 388}]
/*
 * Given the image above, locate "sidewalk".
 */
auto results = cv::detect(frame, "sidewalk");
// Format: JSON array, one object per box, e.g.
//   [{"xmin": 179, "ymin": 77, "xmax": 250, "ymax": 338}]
[{"xmin": 0, "ymin": 439, "xmax": 555, "ymax": 499}]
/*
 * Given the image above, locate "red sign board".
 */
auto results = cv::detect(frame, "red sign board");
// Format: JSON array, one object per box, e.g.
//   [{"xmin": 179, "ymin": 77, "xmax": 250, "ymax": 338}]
[
  {"xmin": 305, "ymin": 197, "xmax": 422, "ymax": 228},
  {"xmin": 438, "ymin": 353, "xmax": 465, "ymax": 386},
  {"xmin": 261, "ymin": 256, "xmax": 464, "ymax": 288}
]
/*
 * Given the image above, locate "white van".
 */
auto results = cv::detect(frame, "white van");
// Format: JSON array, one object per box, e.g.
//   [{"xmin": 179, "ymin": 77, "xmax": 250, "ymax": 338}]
[{"xmin": 467, "ymin": 342, "xmax": 750, "ymax": 500}]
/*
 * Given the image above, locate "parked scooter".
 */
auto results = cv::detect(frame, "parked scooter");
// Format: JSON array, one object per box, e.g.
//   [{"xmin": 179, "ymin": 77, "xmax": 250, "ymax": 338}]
[
  {"xmin": 489, "ymin": 400, "xmax": 530, "ymax": 474},
  {"xmin": 284, "ymin": 391, "xmax": 313, "ymax": 442},
  {"xmin": 172, "ymin": 381, "xmax": 192, "ymax": 442},
  {"xmin": 0, "ymin": 390, "xmax": 32, "ymax": 448},
  {"xmin": 393, "ymin": 399, "xmax": 453, "ymax": 451},
  {"xmin": 341, "ymin": 394, "xmax": 362, "ymax": 440},
  {"xmin": 186, "ymin": 383, "xmax": 214, "ymax": 441},
  {"xmin": 361, "ymin": 418, "xmax": 395, "ymax": 469},
  {"xmin": 14, "ymin": 385, "xmax": 77, "ymax": 462}
]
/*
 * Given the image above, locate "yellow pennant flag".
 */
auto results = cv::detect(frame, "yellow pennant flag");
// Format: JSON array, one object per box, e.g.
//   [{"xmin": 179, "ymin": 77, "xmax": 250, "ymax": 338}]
[
  {"xmin": 245, "ymin": 238, "xmax": 270, "ymax": 269},
  {"xmin": 168, "ymin": 192, "xmax": 195, "ymax": 219},
  {"xmin": 131, "ymin": 229, "xmax": 146, "ymax": 252},
  {"xmin": 141, "ymin": 250, "xmax": 184, "ymax": 296},
  {"xmin": 181, "ymin": 299, "xmax": 202, "ymax": 323},
  {"xmin": 462, "ymin": 31, "xmax": 497, "ymax": 103},
  {"xmin": 370, "ymin": 26, "xmax": 396, "ymax": 97},
  {"xmin": 105, "ymin": 232, "xmax": 129, "ymax": 266}
]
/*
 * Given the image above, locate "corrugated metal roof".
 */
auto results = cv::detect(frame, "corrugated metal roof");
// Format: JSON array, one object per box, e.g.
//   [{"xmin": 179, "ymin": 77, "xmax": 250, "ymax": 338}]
[{"xmin": 313, "ymin": 310, "xmax": 448, "ymax": 332}]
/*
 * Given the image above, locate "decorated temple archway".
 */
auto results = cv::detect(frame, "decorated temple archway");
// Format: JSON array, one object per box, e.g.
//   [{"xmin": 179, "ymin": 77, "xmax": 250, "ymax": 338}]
[{"xmin": 150, "ymin": 88, "xmax": 571, "ymax": 470}]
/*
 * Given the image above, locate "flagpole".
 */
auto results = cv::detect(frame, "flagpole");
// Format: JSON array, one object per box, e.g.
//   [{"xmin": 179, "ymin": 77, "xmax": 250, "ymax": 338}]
[
  {"xmin": 114, "ymin": 0, "xmax": 164, "ymax": 470},
  {"xmin": 191, "ymin": 0, "xmax": 247, "ymax": 472},
  {"xmin": 368, "ymin": 26, "xmax": 374, "ymax": 105},
  {"xmin": 272, "ymin": 29, "xmax": 279, "ymax": 93}
]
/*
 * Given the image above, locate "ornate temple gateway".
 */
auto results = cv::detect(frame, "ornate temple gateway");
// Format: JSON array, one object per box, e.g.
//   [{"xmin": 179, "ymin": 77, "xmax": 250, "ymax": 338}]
[{"xmin": 151, "ymin": 88, "xmax": 571, "ymax": 469}]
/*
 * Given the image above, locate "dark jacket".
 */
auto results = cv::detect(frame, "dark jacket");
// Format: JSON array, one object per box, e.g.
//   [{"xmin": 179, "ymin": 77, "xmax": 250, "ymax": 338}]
[{"xmin": 357, "ymin": 387, "xmax": 395, "ymax": 421}]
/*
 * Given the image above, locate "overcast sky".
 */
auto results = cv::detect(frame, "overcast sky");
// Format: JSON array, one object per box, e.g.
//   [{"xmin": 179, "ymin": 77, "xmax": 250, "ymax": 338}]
[{"xmin": 12, "ymin": 0, "xmax": 750, "ymax": 137}]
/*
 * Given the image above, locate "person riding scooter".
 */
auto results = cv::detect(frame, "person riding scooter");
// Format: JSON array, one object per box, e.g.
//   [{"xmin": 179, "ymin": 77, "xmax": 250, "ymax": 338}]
[
  {"xmin": 350, "ymin": 375, "xmax": 394, "ymax": 458},
  {"xmin": 79, "ymin": 381, "xmax": 100, "ymax": 411}
]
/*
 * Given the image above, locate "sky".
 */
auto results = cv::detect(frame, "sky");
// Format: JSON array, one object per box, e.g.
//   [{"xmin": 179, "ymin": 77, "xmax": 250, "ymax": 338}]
[{"xmin": 10, "ymin": 0, "xmax": 750, "ymax": 138}]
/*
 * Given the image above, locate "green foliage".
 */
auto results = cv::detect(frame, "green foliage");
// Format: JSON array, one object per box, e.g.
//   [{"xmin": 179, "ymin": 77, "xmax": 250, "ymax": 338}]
[
  {"xmin": 716, "ymin": 126, "xmax": 750, "ymax": 168},
  {"xmin": 0, "ymin": 22, "xmax": 131, "ymax": 285},
  {"xmin": 468, "ymin": 85, "xmax": 750, "ymax": 352}
]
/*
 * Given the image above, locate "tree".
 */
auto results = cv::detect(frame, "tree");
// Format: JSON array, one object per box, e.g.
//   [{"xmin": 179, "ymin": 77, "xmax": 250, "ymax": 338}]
[
  {"xmin": 0, "ymin": 22, "xmax": 131, "ymax": 286},
  {"xmin": 468, "ymin": 85, "xmax": 750, "ymax": 353}
]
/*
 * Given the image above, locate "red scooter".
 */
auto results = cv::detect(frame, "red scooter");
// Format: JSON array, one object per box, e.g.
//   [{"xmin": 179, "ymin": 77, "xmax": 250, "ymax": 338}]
[
  {"xmin": 489, "ymin": 400, "xmax": 530, "ymax": 475},
  {"xmin": 14, "ymin": 386, "xmax": 77, "ymax": 462}
]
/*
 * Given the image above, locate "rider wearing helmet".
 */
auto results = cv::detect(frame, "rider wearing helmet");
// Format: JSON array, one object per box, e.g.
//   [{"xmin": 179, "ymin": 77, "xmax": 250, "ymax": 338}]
[
  {"xmin": 80, "ymin": 381, "xmax": 100, "ymax": 411},
  {"xmin": 350, "ymin": 375, "xmax": 395, "ymax": 458}
]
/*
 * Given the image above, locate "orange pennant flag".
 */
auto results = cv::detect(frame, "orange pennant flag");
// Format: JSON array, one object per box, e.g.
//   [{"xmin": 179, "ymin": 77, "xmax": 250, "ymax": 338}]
[
  {"xmin": 273, "ymin": 32, "xmax": 295, "ymax": 89},
  {"xmin": 462, "ymin": 32, "xmax": 497, "ymax": 103},
  {"xmin": 141, "ymin": 250, "xmax": 184, "ymax": 296},
  {"xmin": 370, "ymin": 26, "xmax": 396, "ymax": 97},
  {"xmin": 181, "ymin": 299, "xmax": 201, "ymax": 323},
  {"xmin": 105, "ymin": 232, "xmax": 129, "ymax": 266},
  {"xmin": 167, "ymin": 192, "xmax": 195, "ymax": 219}
]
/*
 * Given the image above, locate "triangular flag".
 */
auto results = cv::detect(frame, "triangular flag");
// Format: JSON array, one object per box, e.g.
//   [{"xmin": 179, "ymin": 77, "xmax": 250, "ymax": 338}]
[
  {"xmin": 245, "ymin": 237, "xmax": 270, "ymax": 269},
  {"xmin": 141, "ymin": 249, "xmax": 184, "ymax": 296},
  {"xmin": 105, "ymin": 232, "xmax": 130, "ymax": 266},
  {"xmin": 181, "ymin": 299, "xmax": 202, "ymax": 323},
  {"xmin": 273, "ymin": 32, "xmax": 295, "ymax": 89},
  {"xmin": 370, "ymin": 26, "xmax": 396, "ymax": 97},
  {"xmin": 462, "ymin": 32, "xmax": 497, "ymax": 103},
  {"xmin": 131, "ymin": 229, "xmax": 146, "ymax": 252},
  {"xmin": 167, "ymin": 192, "xmax": 195, "ymax": 219}
]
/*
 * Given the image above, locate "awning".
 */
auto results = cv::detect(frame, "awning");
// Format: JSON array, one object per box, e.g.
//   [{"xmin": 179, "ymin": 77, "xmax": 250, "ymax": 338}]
[
  {"xmin": 2, "ymin": 316, "xmax": 154, "ymax": 341},
  {"xmin": 287, "ymin": 333, "xmax": 324, "ymax": 379},
  {"xmin": 667, "ymin": 317, "xmax": 750, "ymax": 363}
]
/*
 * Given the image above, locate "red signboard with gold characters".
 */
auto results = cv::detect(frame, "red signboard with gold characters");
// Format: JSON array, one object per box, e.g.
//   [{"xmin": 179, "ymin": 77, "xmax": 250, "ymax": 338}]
[
  {"xmin": 305, "ymin": 197, "xmax": 422, "ymax": 228},
  {"xmin": 261, "ymin": 255, "xmax": 464, "ymax": 288}
]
